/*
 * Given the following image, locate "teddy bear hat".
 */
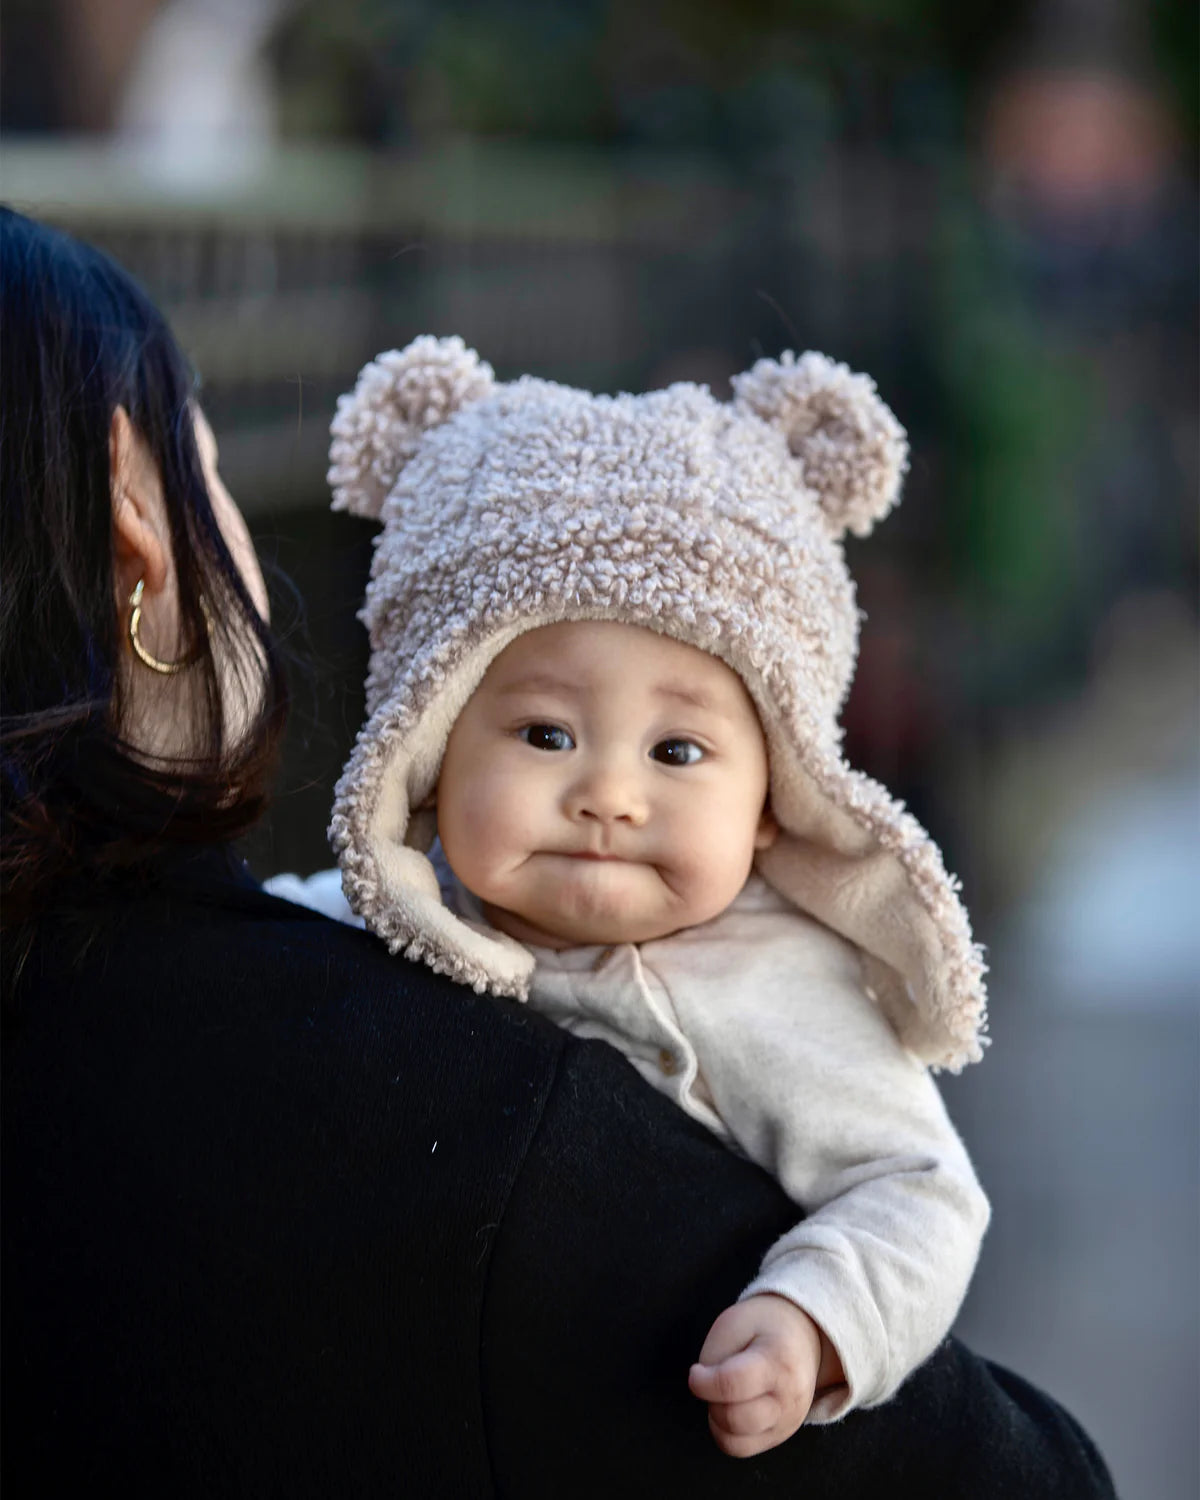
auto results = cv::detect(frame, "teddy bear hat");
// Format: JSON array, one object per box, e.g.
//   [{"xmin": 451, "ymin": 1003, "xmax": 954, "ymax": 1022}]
[{"xmin": 328, "ymin": 337, "xmax": 987, "ymax": 1070}]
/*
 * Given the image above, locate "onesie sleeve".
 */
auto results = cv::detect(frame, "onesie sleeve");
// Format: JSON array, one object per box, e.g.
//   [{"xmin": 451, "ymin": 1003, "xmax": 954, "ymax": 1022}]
[{"xmin": 652, "ymin": 903, "xmax": 991, "ymax": 1423}]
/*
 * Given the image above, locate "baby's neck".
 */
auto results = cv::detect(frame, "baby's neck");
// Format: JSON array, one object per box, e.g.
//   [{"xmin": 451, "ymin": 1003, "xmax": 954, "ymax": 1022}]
[{"xmin": 478, "ymin": 900, "xmax": 587, "ymax": 952}]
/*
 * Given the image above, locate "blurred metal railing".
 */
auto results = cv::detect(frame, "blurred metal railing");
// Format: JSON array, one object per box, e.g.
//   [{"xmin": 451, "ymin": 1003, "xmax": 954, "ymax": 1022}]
[{"xmin": 4, "ymin": 135, "xmax": 950, "ymax": 515}]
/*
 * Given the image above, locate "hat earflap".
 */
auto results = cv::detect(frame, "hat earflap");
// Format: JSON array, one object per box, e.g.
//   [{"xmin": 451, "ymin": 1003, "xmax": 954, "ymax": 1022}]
[
  {"xmin": 732, "ymin": 351, "xmax": 908, "ymax": 539},
  {"xmin": 328, "ymin": 336, "xmax": 495, "ymax": 521}
]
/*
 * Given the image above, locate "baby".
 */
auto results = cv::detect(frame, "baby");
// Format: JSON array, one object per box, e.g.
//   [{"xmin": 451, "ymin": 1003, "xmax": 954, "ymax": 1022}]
[{"xmin": 297, "ymin": 337, "xmax": 990, "ymax": 1456}]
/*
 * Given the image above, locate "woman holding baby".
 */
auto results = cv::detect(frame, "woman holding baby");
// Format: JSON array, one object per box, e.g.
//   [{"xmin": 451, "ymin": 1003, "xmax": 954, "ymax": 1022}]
[{"xmin": 1, "ymin": 208, "xmax": 1113, "ymax": 1497}]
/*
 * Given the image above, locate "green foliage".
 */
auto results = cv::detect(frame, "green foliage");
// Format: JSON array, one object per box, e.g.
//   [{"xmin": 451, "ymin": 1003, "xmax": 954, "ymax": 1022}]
[
  {"xmin": 1147, "ymin": 0, "xmax": 1200, "ymax": 150},
  {"xmin": 269, "ymin": 0, "xmax": 1195, "ymax": 151},
  {"xmin": 933, "ymin": 203, "xmax": 1098, "ymax": 682},
  {"xmin": 414, "ymin": 7, "xmax": 609, "ymax": 138}
]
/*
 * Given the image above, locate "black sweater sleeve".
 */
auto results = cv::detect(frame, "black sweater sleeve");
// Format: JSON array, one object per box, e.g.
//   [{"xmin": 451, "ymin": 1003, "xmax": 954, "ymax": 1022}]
[
  {"xmin": 481, "ymin": 1033, "xmax": 1116, "ymax": 1500},
  {"xmin": 3, "ymin": 857, "xmax": 1115, "ymax": 1500},
  {"xmin": 3, "ymin": 874, "xmax": 564, "ymax": 1499}
]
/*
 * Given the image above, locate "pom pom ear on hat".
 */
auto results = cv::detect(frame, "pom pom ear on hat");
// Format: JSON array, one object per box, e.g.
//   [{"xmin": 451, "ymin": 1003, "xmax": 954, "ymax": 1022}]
[
  {"xmin": 328, "ymin": 336, "xmax": 495, "ymax": 521},
  {"xmin": 732, "ymin": 350, "xmax": 909, "ymax": 539}
]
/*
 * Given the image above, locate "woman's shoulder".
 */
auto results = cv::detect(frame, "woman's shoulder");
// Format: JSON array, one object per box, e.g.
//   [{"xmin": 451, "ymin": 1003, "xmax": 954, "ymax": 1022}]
[
  {"xmin": 2, "ymin": 848, "xmax": 576, "ymax": 1496},
  {"xmin": 4, "ymin": 844, "xmax": 571, "ymax": 1123}
]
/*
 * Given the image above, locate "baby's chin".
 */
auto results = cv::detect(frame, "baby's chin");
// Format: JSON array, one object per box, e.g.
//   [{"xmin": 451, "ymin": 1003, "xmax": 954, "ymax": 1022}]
[
  {"xmin": 482, "ymin": 894, "xmax": 693, "ymax": 950},
  {"xmin": 475, "ymin": 857, "xmax": 744, "ymax": 948}
]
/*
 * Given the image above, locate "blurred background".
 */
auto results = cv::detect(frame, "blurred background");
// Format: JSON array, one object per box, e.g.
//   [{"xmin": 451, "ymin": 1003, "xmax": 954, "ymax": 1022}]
[{"xmin": 4, "ymin": 0, "xmax": 1196, "ymax": 1492}]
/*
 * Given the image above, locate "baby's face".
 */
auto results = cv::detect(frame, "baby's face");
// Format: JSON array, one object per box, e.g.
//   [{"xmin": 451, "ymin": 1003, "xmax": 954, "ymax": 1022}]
[{"xmin": 436, "ymin": 620, "xmax": 776, "ymax": 949}]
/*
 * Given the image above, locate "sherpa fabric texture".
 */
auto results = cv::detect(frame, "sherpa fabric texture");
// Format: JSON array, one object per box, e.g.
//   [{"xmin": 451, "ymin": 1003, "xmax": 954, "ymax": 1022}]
[{"xmin": 327, "ymin": 337, "xmax": 988, "ymax": 1071}]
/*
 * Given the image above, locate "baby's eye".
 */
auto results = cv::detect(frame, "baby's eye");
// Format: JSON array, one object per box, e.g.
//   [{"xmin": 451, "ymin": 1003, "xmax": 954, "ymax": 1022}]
[
  {"xmin": 519, "ymin": 723, "xmax": 575, "ymax": 752},
  {"xmin": 651, "ymin": 738, "xmax": 704, "ymax": 766}
]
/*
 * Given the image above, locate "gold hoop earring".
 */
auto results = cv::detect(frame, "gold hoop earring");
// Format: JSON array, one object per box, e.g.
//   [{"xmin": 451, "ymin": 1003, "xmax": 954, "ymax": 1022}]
[{"xmin": 127, "ymin": 578, "xmax": 200, "ymax": 675}]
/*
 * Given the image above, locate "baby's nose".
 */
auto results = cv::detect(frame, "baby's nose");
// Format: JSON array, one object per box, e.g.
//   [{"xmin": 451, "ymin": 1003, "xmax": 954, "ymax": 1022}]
[{"xmin": 566, "ymin": 766, "xmax": 649, "ymax": 826}]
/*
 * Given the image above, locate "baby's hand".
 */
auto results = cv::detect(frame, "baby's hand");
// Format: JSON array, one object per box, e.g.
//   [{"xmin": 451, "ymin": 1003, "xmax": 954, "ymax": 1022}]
[{"xmin": 687, "ymin": 1294, "xmax": 828, "ymax": 1458}]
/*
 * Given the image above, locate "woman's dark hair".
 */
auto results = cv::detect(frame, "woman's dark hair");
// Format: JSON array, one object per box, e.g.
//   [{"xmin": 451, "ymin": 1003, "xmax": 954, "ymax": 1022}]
[{"xmin": 0, "ymin": 208, "xmax": 289, "ymax": 935}]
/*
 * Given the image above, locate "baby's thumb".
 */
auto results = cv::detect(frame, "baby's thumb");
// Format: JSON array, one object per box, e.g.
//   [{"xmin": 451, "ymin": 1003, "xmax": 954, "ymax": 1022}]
[{"xmin": 695, "ymin": 1302, "xmax": 758, "ymax": 1368}]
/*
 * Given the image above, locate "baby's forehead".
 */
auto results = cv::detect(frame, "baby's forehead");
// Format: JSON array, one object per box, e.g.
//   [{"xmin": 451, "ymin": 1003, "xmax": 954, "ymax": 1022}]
[{"xmin": 480, "ymin": 619, "xmax": 754, "ymax": 710}]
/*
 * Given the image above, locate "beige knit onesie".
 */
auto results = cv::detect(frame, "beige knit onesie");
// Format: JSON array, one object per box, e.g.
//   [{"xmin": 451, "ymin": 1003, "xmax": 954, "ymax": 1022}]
[{"xmin": 432, "ymin": 854, "xmax": 990, "ymax": 1424}]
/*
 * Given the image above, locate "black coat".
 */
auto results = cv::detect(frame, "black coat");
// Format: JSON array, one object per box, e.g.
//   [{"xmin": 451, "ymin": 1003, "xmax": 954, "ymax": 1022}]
[{"xmin": 2, "ymin": 848, "xmax": 1114, "ymax": 1498}]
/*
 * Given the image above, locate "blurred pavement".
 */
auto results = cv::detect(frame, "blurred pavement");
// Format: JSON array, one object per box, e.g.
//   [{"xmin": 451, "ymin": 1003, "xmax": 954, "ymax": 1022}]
[{"xmin": 945, "ymin": 912, "xmax": 1198, "ymax": 1500}]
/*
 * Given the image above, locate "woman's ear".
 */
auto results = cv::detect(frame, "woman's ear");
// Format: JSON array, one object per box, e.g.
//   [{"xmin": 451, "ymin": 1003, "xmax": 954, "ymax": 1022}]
[
  {"xmin": 754, "ymin": 804, "xmax": 779, "ymax": 851},
  {"xmin": 110, "ymin": 406, "xmax": 171, "ymax": 604}
]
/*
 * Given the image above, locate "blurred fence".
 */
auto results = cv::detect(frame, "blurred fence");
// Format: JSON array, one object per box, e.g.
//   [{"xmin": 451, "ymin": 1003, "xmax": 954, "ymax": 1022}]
[{"xmin": 6, "ymin": 135, "xmax": 959, "ymax": 514}]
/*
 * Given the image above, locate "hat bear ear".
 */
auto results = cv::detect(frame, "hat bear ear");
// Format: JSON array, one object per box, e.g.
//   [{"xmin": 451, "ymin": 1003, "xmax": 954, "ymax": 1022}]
[
  {"xmin": 328, "ymin": 336, "xmax": 495, "ymax": 520},
  {"xmin": 731, "ymin": 350, "xmax": 908, "ymax": 539}
]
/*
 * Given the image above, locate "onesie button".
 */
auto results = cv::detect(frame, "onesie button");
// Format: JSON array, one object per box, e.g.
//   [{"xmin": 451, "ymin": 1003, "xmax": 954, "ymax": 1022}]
[{"xmin": 657, "ymin": 1048, "xmax": 678, "ymax": 1076}]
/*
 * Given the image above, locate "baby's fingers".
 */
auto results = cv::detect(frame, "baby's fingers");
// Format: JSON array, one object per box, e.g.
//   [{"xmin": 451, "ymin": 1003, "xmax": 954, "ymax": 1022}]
[
  {"xmin": 688, "ymin": 1348, "xmax": 774, "ymax": 1405},
  {"xmin": 707, "ymin": 1393, "xmax": 781, "ymax": 1439},
  {"xmin": 707, "ymin": 1412, "xmax": 785, "ymax": 1461}
]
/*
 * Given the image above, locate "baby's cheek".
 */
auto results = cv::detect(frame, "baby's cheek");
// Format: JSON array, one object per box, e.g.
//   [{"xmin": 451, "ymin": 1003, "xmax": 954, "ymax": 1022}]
[
  {"xmin": 451, "ymin": 793, "xmax": 530, "ymax": 892},
  {"xmin": 440, "ymin": 786, "xmax": 494, "ymax": 884},
  {"xmin": 673, "ymin": 827, "xmax": 757, "ymax": 913}
]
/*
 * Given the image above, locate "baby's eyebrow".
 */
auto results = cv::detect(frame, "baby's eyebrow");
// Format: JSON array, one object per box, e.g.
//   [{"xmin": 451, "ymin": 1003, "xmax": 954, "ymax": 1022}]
[
  {"xmin": 495, "ymin": 673, "xmax": 733, "ymax": 716},
  {"xmin": 495, "ymin": 673, "xmax": 578, "ymax": 698},
  {"xmin": 652, "ymin": 682, "xmax": 729, "ymax": 716}
]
